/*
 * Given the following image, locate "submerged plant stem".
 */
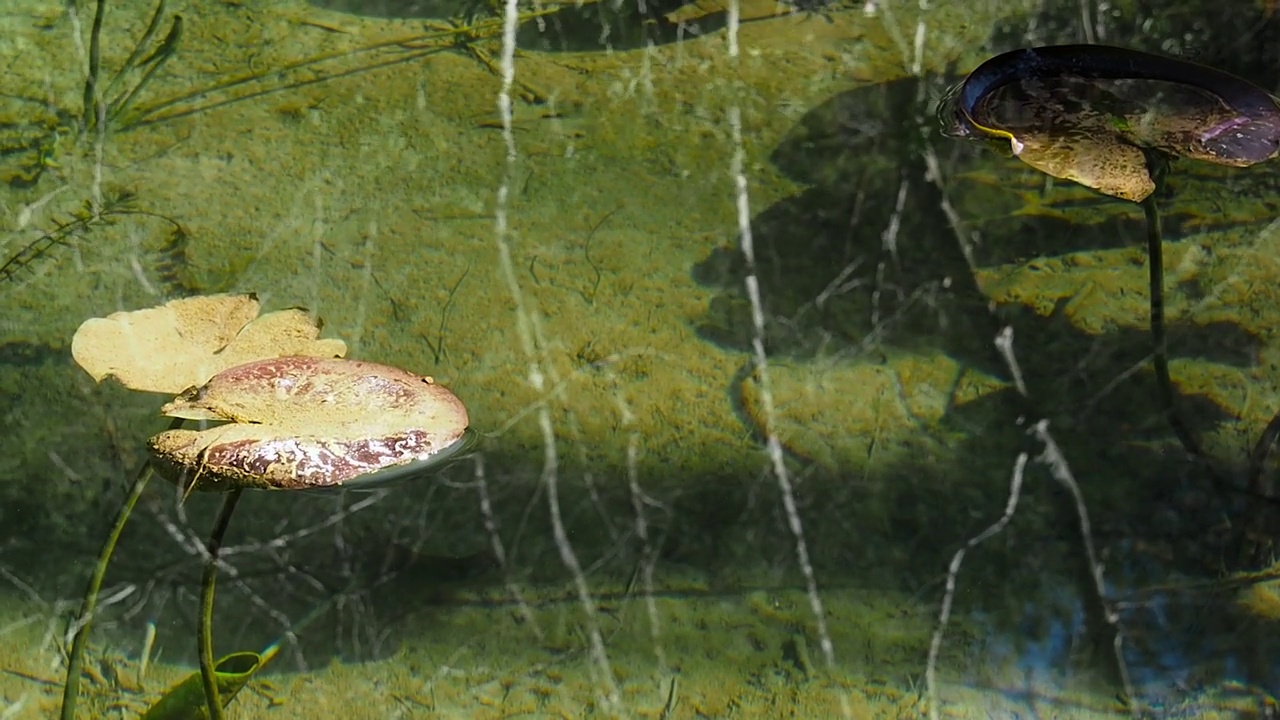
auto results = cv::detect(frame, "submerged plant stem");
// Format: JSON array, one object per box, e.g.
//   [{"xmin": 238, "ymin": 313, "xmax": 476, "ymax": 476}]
[
  {"xmin": 103, "ymin": 0, "xmax": 168, "ymax": 101},
  {"xmin": 1141, "ymin": 152, "xmax": 1214, "ymax": 477},
  {"xmin": 108, "ymin": 15, "xmax": 183, "ymax": 127},
  {"xmin": 81, "ymin": 0, "xmax": 107, "ymax": 133},
  {"xmin": 59, "ymin": 457, "xmax": 158, "ymax": 720},
  {"xmin": 200, "ymin": 487, "xmax": 244, "ymax": 720}
]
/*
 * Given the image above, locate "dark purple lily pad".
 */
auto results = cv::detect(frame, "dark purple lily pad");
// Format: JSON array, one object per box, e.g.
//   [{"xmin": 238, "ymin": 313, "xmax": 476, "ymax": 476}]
[{"xmin": 938, "ymin": 44, "xmax": 1280, "ymax": 200}]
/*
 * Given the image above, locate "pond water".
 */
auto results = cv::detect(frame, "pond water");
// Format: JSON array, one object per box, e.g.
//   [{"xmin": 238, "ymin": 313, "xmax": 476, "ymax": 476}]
[{"xmin": 2, "ymin": 0, "xmax": 1279, "ymax": 717}]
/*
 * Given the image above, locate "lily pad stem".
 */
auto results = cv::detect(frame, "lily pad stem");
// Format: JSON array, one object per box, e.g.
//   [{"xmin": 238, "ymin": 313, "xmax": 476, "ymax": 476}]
[
  {"xmin": 1140, "ymin": 150, "xmax": 1214, "ymax": 476},
  {"xmin": 59, "ymin": 456, "xmax": 158, "ymax": 720},
  {"xmin": 200, "ymin": 487, "xmax": 243, "ymax": 720}
]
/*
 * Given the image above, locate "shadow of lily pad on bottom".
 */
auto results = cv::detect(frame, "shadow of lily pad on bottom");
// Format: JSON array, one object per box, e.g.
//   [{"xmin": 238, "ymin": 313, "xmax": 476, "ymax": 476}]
[{"xmin": 140, "ymin": 652, "xmax": 263, "ymax": 720}]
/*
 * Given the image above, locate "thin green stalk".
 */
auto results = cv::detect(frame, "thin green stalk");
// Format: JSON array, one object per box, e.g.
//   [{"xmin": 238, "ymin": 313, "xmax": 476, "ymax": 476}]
[
  {"xmin": 107, "ymin": 15, "xmax": 183, "ymax": 126},
  {"xmin": 1141, "ymin": 189, "xmax": 1173, "ymax": 419},
  {"xmin": 1139, "ymin": 153, "xmax": 1215, "ymax": 478},
  {"xmin": 102, "ymin": 0, "xmax": 167, "ymax": 101},
  {"xmin": 200, "ymin": 488, "xmax": 244, "ymax": 720},
  {"xmin": 81, "ymin": 0, "xmax": 108, "ymax": 133},
  {"xmin": 59, "ymin": 456, "xmax": 157, "ymax": 720},
  {"xmin": 118, "ymin": 19, "xmax": 502, "ymax": 128}
]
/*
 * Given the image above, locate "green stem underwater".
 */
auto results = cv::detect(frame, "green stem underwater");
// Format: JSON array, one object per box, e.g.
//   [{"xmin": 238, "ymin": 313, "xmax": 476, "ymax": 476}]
[
  {"xmin": 1139, "ymin": 151, "xmax": 1216, "ymax": 480},
  {"xmin": 80, "ymin": 0, "xmax": 107, "ymax": 134},
  {"xmin": 59, "ymin": 459, "xmax": 156, "ymax": 720},
  {"xmin": 200, "ymin": 487, "xmax": 244, "ymax": 720}
]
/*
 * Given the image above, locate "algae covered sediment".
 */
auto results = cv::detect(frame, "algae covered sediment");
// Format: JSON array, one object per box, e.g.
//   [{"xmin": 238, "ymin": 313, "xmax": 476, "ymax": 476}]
[{"xmin": 1, "ymin": 0, "xmax": 1277, "ymax": 717}]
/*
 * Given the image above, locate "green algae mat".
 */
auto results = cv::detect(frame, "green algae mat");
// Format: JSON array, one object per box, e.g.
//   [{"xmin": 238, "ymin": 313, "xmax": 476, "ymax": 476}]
[{"xmin": 2, "ymin": 1, "xmax": 1280, "ymax": 718}]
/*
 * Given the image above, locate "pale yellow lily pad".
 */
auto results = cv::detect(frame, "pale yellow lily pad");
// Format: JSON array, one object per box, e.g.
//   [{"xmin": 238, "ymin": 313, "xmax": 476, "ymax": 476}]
[{"xmin": 71, "ymin": 294, "xmax": 348, "ymax": 394}]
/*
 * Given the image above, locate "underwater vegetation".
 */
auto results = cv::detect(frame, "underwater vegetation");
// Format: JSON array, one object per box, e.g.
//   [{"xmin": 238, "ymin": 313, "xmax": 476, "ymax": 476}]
[
  {"xmin": 0, "ymin": 191, "xmax": 183, "ymax": 286},
  {"xmin": 0, "ymin": 0, "xmax": 179, "ymax": 189},
  {"xmin": 936, "ymin": 42, "xmax": 1280, "ymax": 510},
  {"xmin": 931, "ymin": 40, "xmax": 1280, "ymax": 714},
  {"xmin": 0, "ymin": 0, "xmax": 562, "ymax": 294},
  {"xmin": 61, "ymin": 294, "xmax": 473, "ymax": 719},
  {"xmin": 7, "ymin": 2, "xmax": 1280, "ymax": 712},
  {"xmin": 937, "ymin": 44, "xmax": 1280, "ymax": 201}
]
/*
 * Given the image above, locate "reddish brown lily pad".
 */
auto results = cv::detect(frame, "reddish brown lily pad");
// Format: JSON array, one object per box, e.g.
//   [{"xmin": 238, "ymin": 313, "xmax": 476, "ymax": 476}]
[{"xmin": 147, "ymin": 356, "xmax": 470, "ymax": 492}]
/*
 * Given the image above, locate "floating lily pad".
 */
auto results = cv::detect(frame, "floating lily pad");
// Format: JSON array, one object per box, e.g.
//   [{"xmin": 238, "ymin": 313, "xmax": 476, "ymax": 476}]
[
  {"xmin": 71, "ymin": 294, "xmax": 347, "ymax": 394},
  {"xmin": 147, "ymin": 356, "xmax": 471, "ymax": 492},
  {"xmin": 938, "ymin": 44, "xmax": 1280, "ymax": 200}
]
